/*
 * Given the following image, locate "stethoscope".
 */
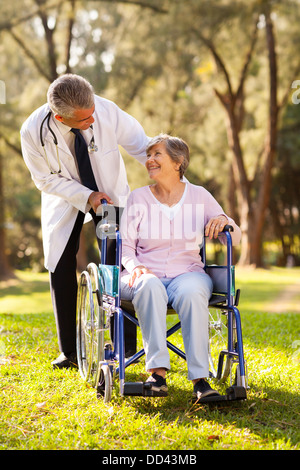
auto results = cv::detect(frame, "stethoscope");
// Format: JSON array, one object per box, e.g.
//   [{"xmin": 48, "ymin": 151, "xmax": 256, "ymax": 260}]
[{"xmin": 39, "ymin": 110, "xmax": 98, "ymax": 175}]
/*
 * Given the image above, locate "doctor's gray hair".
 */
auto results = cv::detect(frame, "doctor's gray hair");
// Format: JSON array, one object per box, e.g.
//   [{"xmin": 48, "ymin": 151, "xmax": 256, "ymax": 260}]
[
  {"xmin": 47, "ymin": 74, "xmax": 95, "ymax": 118},
  {"xmin": 146, "ymin": 134, "xmax": 190, "ymax": 179}
]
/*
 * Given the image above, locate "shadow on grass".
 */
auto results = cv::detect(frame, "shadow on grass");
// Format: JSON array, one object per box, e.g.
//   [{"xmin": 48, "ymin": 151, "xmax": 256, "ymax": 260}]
[
  {"xmin": 0, "ymin": 272, "xmax": 52, "ymax": 315},
  {"xmin": 123, "ymin": 377, "xmax": 300, "ymax": 448},
  {"xmin": 0, "ymin": 274, "xmax": 50, "ymax": 298},
  {"xmin": 1, "ymin": 300, "xmax": 299, "ymax": 449},
  {"xmin": 116, "ymin": 319, "xmax": 299, "ymax": 449}
]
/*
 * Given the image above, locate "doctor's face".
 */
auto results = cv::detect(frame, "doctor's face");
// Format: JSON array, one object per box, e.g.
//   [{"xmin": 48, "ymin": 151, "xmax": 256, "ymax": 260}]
[{"xmin": 55, "ymin": 105, "xmax": 95, "ymax": 130}]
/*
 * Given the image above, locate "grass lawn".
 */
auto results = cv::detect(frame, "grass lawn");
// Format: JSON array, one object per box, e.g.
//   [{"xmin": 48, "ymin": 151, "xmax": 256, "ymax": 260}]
[{"xmin": 0, "ymin": 268, "xmax": 299, "ymax": 451}]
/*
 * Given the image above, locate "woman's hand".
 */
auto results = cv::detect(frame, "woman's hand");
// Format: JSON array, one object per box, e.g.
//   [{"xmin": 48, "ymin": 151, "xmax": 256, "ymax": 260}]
[
  {"xmin": 129, "ymin": 265, "xmax": 154, "ymax": 287},
  {"xmin": 205, "ymin": 215, "xmax": 228, "ymax": 240}
]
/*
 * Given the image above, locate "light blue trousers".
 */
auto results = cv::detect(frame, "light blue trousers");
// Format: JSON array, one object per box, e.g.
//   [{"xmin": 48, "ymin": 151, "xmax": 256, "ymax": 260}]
[{"xmin": 121, "ymin": 271, "xmax": 213, "ymax": 380}]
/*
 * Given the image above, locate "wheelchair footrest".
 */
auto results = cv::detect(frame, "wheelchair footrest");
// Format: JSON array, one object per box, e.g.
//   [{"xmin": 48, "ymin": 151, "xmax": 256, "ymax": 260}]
[
  {"xmin": 123, "ymin": 382, "xmax": 168, "ymax": 397},
  {"xmin": 226, "ymin": 385, "xmax": 247, "ymax": 400},
  {"xmin": 123, "ymin": 383, "xmax": 246, "ymax": 400},
  {"xmin": 195, "ymin": 386, "xmax": 247, "ymax": 404}
]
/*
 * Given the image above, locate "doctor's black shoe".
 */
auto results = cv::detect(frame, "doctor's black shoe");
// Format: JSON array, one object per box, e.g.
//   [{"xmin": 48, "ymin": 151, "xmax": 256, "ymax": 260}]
[
  {"xmin": 52, "ymin": 352, "xmax": 78, "ymax": 369},
  {"xmin": 145, "ymin": 372, "xmax": 168, "ymax": 396},
  {"xmin": 192, "ymin": 379, "xmax": 220, "ymax": 401}
]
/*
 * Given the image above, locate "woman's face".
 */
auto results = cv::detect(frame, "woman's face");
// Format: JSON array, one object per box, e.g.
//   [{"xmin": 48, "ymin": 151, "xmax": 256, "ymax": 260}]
[{"xmin": 145, "ymin": 142, "xmax": 181, "ymax": 181}]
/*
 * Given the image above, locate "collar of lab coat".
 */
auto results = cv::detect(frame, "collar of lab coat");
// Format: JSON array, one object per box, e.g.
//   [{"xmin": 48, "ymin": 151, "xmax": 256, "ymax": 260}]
[
  {"xmin": 40, "ymin": 110, "xmax": 71, "ymax": 157},
  {"xmin": 51, "ymin": 113, "xmax": 94, "ymax": 140},
  {"xmin": 43, "ymin": 111, "xmax": 93, "ymax": 156},
  {"xmin": 52, "ymin": 115, "xmax": 71, "ymax": 136}
]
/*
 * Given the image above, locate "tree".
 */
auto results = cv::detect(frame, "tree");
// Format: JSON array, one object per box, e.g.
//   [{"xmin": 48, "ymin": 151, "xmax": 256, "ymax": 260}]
[
  {"xmin": 187, "ymin": 0, "xmax": 300, "ymax": 266},
  {"xmin": 269, "ymin": 103, "xmax": 300, "ymax": 265},
  {"xmin": 0, "ymin": 0, "xmax": 299, "ymax": 275},
  {"xmin": 0, "ymin": 0, "xmax": 170, "ymax": 277},
  {"xmin": 0, "ymin": 0, "xmax": 78, "ymax": 277},
  {"xmin": 0, "ymin": 145, "xmax": 14, "ymax": 279}
]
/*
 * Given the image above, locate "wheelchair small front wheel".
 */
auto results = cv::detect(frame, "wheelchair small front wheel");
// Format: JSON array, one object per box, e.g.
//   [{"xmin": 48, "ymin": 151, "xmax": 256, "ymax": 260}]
[{"xmin": 96, "ymin": 364, "xmax": 113, "ymax": 402}]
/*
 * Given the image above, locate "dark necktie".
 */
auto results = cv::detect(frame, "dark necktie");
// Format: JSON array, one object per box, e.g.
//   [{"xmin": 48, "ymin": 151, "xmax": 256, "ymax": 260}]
[{"xmin": 71, "ymin": 128, "xmax": 98, "ymax": 191}]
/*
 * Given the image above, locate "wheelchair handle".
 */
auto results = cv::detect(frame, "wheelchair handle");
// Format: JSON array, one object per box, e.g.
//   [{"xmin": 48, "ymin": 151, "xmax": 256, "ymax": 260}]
[{"xmin": 222, "ymin": 224, "xmax": 233, "ymax": 232}]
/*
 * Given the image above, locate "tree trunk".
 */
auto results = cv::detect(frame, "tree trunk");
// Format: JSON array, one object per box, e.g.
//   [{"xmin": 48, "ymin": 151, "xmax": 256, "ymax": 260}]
[
  {"xmin": 0, "ymin": 146, "xmax": 14, "ymax": 280},
  {"xmin": 250, "ymin": 10, "xmax": 278, "ymax": 266},
  {"xmin": 215, "ymin": 94, "xmax": 253, "ymax": 265}
]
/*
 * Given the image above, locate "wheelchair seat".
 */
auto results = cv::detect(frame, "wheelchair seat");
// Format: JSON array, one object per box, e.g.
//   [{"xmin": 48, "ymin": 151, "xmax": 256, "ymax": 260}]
[{"xmin": 121, "ymin": 263, "xmax": 237, "ymax": 313}]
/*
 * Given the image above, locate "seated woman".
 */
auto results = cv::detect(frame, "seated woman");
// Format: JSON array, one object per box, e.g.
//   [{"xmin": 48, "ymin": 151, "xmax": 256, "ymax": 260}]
[{"xmin": 120, "ymin": 134, "xmax": 241, "ymax": 400}]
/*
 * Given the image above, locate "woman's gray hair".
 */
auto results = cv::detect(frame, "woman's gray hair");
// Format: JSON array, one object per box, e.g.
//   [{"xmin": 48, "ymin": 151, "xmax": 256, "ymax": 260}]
[
  {"xmin": 146, "ymin": 134, "xmax": 190, "ymax": 179},
  {"xmin": 47, "ymin": 74, "xmax": 95, "ymax": 118}
]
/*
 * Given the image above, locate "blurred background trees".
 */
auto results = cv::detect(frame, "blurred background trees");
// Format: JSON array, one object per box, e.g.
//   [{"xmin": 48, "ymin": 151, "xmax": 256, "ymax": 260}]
[{"xmin": 0, "ymin": 0, "xmax": 299, "ymax": 279}]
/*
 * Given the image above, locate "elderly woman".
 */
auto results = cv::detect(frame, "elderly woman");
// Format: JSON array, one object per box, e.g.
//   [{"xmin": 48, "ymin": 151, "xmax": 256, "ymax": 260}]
[{"xmin": 120, "ymin": 134, "xmax": 241, "ymax": 400}]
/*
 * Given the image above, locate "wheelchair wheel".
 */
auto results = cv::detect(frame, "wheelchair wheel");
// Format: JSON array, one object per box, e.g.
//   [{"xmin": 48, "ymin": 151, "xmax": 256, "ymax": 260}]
[
  {"xmin": 76, "ymin": 270, "xmax": 96, "ymax": 382},
  {"xmin": 208, "ymin": 308, "xmax": 236, "ymax": 382},
  {"xmin": 86, "ymin": 263, "xmax": 104, "ymax": 388},
  {"xmin": 96, "ymin": 364, "xmax": 113, "ymax": 402}
]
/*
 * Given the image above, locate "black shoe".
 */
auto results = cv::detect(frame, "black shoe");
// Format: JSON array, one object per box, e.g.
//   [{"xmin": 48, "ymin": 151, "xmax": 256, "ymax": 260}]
[
  {"xmin": 145, "ymin": 372, "xmax": 168, "ymax": 396},
  {"xmin": 52, "ymin": 352, "xmax": 78, "ymax": 369},
  {"xmin": 193, "ymin": 379, "xmax": 220, "ymax": 401}
]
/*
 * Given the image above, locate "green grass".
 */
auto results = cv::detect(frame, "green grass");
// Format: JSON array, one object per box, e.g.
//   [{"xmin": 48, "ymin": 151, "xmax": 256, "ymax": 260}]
[
  {"xmin": 0, "ymin": 270, "xmax": 52, "ymax": 315},
  {"xmin": 0, "ymin": 268, "xmax": 299, "ymax": 450}
]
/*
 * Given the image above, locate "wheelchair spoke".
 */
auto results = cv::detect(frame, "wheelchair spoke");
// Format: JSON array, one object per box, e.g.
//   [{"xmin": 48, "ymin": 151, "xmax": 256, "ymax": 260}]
[
  {"xmin": 208, "ymin": 307, "xmax": 241, "ymax": 385},
  {"xmin": 76, "ymin": 263, "xmax": 115, "ymax": 393},
  {"xmin": 76, "ymin": 271, "xmax": 96, "ymax": 383},
  {"xmin": 208, "ymin": 308, "xmax": 228, "ymax": 380}
]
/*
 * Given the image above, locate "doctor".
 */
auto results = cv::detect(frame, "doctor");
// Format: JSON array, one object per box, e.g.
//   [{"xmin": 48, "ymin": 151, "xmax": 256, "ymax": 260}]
[{"xmin": 20, "ymin": 74, "xmax": 150, "ymax": 368}]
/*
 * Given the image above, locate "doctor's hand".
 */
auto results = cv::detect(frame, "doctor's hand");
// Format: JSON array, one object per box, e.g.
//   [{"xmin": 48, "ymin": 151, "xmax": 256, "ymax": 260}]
[
  {"xmin": 88, "ymin": 191, "xmax": 114, "ymax": 212},
  {"xmin": 129, "ymin": 265, "xmax": 154, "ymax": 287}
]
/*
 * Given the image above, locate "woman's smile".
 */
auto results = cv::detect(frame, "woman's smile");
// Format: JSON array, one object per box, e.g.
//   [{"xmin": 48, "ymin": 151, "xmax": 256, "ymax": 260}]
[{"xmin": 147, "ymin": 164, "xmax": 160, "ymax": 172}]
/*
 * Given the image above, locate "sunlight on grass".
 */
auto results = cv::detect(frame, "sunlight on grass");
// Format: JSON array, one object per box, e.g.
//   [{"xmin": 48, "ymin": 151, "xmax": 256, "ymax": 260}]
[
  {"xmin": 0, "ymin": 267, "xmax": 299, "ymax": 450},
  {"xmin": 236, "ymin": 267, "xmax": 300, "ymax": 314},
  {"xmin": 0, "ymin": 270, "xmax": 52, "ymax": 314}
]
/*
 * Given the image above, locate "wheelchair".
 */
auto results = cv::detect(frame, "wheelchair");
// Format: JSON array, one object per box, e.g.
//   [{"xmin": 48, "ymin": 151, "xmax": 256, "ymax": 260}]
[{"xmin": 76, "ymin": 202, "xmax": 248, "ymax": 403}]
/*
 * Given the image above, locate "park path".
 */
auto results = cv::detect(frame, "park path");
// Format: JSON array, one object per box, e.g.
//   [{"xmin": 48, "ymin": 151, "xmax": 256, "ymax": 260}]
[{"xmin": 267, "ymin": 280, "xmax": 300, "ymax": 313}]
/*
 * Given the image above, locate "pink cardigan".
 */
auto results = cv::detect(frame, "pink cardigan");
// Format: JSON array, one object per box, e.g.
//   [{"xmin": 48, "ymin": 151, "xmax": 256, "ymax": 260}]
[{"xmin": 120, "ymin": 183, "xmax": 241, "ymax": 278}]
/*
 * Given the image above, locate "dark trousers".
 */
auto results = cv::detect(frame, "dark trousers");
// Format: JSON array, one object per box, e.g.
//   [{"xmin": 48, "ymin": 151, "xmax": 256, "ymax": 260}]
[{"xmin": 49, "ymin": 209, "xmax": 136, "ymax": 356}]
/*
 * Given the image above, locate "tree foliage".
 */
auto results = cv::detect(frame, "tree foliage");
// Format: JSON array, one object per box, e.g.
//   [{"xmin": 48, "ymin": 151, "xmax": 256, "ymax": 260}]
[{"xmin": 0, "ymin": 0, "xmax": 300, "ymax": 277}]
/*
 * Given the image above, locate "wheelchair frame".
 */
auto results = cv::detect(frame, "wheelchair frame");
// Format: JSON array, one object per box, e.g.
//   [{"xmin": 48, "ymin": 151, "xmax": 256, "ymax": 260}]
[{"xmin": 76, "ymin": 203, "xmax": 247, "ymax": 403}]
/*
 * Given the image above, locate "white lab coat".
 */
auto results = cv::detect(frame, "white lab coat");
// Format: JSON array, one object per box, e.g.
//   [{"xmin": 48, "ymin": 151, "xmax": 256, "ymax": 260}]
[{"xmin": 20, "ymin": 95, "xmax": 150, "ymax": 272}]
